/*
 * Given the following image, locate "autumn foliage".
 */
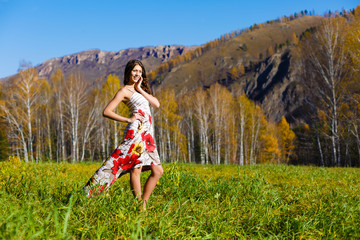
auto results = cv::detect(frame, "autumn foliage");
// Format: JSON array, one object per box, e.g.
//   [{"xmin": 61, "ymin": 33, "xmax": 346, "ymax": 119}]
[{"xmin": 153, "ymin": 84, "xmax": 294, "ymax": 164}]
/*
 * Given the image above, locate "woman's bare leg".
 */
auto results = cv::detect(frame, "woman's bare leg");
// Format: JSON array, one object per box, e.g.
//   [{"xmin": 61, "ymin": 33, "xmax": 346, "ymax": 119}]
[
  {"xmin": 142, "ymin": 165, "xmax": 163, "ymax": 209},
  {"xmin": 130, "ymin": 167, "xmax": 142, "ymax": 202}
]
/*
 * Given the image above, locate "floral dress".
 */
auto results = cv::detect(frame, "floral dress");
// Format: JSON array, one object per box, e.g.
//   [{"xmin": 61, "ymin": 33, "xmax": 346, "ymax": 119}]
[{"xmin": 83, "ymin": 89, "xmax": 161, "ymax": 197}]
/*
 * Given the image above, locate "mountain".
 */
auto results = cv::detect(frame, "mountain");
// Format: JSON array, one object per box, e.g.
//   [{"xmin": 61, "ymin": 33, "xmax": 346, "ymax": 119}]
[
  {"xmin": 1, "ymin": 15, "xmax": 324, "ymax": 123},
  {"xmin": 1, "ymin": 45, "xmax": 197, "ymax": 84},
  {"xmin": 151, "ymin": 16, "xmax": 324, "ymax": 123}
]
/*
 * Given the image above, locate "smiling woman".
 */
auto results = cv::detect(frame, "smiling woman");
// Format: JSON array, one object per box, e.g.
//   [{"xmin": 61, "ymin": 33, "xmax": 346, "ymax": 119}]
[{"xmin": 83, "ymin": 59, "xmax": 163, "ymax": 211}]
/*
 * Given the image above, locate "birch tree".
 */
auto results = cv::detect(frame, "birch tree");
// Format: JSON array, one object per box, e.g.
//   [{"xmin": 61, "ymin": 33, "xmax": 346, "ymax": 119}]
[
  {"xmin": 300, "ymin": 18, "xmax": 348, "ymax": 166},
  {"xmin": 178, "ymin": 93, "xmax": 196, "ymax": 163},
  {"xmin": 208, "ymin": 83, "xmax": 234, "ymax": 164},
  {"xmin": 80, "ymin": 89, "xmax": 100, "ymax": 161},
  {"xmin": 63, "ymin": 74, "xmax": 88, "ymax": 163},
  {"xmin": 0, "ymin": 96, "xmax": 29, "ymax": 162},
  {"xmin": 38, "ymin": 79, "xmax": 53, "ymax": 160},
  {"xmin": 14, "ymin": 67, "xmax": 42, "ymax": 161},
  {"xmin": 51, "ymin": 69, "xmax": 66, "ymax": 162},
  {"xmin": 193, "ymin": 88, "xmax": 211, "ymax": 164}
]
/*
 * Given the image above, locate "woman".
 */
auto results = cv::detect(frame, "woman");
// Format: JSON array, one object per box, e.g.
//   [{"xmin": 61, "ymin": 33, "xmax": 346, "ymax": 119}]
[{"xmin": 83, "ymin": 59, "xmax": 163, "ymax": 210}]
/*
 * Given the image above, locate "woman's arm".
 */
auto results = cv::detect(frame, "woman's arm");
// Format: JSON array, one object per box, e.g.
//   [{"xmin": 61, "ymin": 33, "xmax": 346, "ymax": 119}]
[
  {"xmin": 103, "ymin": 88, "xmax": 144, "ymax": 123},
  {"xmin": 135, "ymin": 77, "xmax": 160, "ymax": 108}
]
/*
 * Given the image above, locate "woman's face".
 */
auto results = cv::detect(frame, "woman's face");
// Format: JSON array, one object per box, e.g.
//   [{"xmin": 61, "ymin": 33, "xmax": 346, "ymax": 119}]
[{"xmin": 130, "ymin": 64, "xmax": 142, "ymax": 83}]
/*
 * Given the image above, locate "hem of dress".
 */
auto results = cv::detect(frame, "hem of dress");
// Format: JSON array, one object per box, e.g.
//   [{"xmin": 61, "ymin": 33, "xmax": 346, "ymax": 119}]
[{"xmin": 133, "ymin": 162, "xmax": 161, "ymax": 170}]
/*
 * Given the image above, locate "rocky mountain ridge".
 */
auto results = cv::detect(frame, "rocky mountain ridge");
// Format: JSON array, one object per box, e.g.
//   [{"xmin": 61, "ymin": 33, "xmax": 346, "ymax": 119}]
[{"xmin": 1, "ymin": 45, "xmax": 196, "ymax": 84}]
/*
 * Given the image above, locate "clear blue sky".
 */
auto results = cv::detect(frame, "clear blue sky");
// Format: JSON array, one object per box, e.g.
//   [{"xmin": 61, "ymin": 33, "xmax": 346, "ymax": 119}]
[{"xmin": 0, "ymin": 0, "xmax": 358, "ymax": 78}]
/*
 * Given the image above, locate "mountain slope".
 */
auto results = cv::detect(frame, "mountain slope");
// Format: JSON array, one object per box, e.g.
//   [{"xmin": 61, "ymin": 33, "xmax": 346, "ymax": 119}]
[{"xmin": 153, "ymin": 16, "xmax": 324, "ymax": 122}]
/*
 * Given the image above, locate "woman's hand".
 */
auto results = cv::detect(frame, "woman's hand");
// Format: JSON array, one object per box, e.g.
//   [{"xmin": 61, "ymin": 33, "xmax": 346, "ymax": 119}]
[
  {"xmin": 134, "ymin": 76, "xmax": 161, "ymax": 109},
  {"xmin": 135, "ymin": 76, "xmax": 143, "ymax": 92},
  {"xmin": 128, "ymin": 112, "xmax": 144, "ymax": 123}
]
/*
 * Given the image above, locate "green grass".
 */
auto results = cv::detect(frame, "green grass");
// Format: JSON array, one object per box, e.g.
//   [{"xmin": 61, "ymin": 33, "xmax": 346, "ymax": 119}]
[{"xmin": 0, "ymin": 159, "xmax": 359, "ymax": 239}]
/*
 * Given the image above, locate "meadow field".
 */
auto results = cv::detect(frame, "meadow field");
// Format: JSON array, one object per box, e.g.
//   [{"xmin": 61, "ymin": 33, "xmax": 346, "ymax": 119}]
[{"xmin": 0, "ymin": 157, "xmax": 359, "ymax": 239}]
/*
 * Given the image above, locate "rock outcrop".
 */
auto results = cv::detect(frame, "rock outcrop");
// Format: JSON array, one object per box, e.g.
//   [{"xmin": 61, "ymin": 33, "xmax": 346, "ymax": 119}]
[
  {"xmin": 239, "ymin": 50, "xmax": 307, "ymax": 123},
  {"xmin": 35, "ymin": 45, "xmax": 196, "ymax": 81}
]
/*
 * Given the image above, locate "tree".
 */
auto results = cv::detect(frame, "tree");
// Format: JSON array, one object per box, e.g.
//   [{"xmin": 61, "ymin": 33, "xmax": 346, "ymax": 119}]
[
  {"xmin": 0, "ymin": 80, "xmax": 32, "ymax": 162},
  {"xmin": 51, "ymin": 69, "xmax": 66, "ymax": 162},
  {"xmin": 291, "ymin": 32, "xmax": 299, "ymax": 45},
  {"xmin": 177, "ymin": 92, "xmax": 196, "ymax": 163},
  {"xmin": 260, "ymin": 121, "xmax": 280, "ymax": 163},
  {"xmin": 155, "ymin": 88, "xmax": 186, "ymax": 162},
  {"xmin": 231, "ymin": 66, "xmax": 239, "ymax": 79},
  {"xmin": 193, "ymin": 88, "xmax": 211, "ymax": 164},
  {"xmin": 277, "ymin": 116, "xmax": 296, "ymax": 163},
  {"xmin": 267, "ymin": 46, "xmax": 274, "ymax": 57},
  {"xmin": 1, "ymin": 67, "xmax": 43, "ymax": 162},
  {"xmin": 101, "ymin": 74, "xmax": 125, "ymax": 149},
  {"xmin": 63, "ymin": 74, "xmax": 88, "ymax": 162},
  {"xmin": 80, "ymin": 89, "xmax": 100, "ymax": 161},
  {"xmin": 298, "ymin": 18, "xmax": 349, "ymax": 166},
  {"xmin": 37, "ymin": 79, "xmax": 53, "ymax": 161},
  {"xmin": 208, "ymin": 83, "xmax": 234, "ymax": 164}
]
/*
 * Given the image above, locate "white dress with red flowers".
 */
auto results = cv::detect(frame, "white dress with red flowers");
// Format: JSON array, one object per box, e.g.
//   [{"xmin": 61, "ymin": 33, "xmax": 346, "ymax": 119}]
[{"xmin": 83, "ymin": 90, "xmax": 161, "ymax": 197}]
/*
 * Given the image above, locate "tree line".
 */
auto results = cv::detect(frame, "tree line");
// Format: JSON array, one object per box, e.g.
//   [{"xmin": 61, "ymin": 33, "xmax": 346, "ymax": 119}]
[
  {"xmin": 155, "ymin": 84, "xmax": 295, "ymax": 165},
  {"xmin": 0, "ymin": 69, "xmax": 295, "ymax": 164}
]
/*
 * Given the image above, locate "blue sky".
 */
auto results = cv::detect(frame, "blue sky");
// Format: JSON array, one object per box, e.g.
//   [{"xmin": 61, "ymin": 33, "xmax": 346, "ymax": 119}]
[{"xmin": 0, "ymin": 0, "xmax": 358, "ymax": 78}]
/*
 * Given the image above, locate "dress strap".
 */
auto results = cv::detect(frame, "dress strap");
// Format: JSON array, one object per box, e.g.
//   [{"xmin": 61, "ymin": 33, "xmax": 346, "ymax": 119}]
[{"xmin": 125, "ymin": 87, "xmax": 135, "ymax": 93}]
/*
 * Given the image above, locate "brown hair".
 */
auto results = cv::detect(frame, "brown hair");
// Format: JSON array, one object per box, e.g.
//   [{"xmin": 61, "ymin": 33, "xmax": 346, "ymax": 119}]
[{"xmin": 124, "ymin": 59, "xmax": 153, "ymax": 95}]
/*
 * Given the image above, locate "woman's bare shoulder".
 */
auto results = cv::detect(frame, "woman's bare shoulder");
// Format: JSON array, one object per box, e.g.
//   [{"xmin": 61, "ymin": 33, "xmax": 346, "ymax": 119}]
[{"xmin": 117, "ymin": 86, "xmax": 133, "ymax": 101}]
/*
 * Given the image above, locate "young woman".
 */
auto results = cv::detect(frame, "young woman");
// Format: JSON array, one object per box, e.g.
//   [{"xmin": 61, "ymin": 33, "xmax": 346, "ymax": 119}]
[{"xmin": 83, "ymin": 59, "xmax": 163, "ymax": 210}]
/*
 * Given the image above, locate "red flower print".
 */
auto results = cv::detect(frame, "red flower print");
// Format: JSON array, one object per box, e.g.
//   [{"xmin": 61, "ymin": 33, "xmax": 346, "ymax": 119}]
[
  {"xmin": 121, "ymin": 154, "xmax": 141, "ymax": 170},
  {"xmin": 143, "ymin": 133, "xmax": 156, "ymax": 152},
  {"xmin": 111, "ymin": 177, "xmax": 117, "ymax": 185},
  {"xmin": 138, "ymin": 109, "xmax": 145, "ymax": 117},
  {"xmin": 118, "ymin": 155, "xmax": 131, "ymax": 165},
  {"xmin": 111, "ymin": 159, "xmax": 120, "ymax": 175},
  {"xmin": 125, "ymin": 129, "xmax": 135, "ymax": 140},
  {"xmin": 149, "ymin": 115, "xmax": 152, "ymax": 124},
  {"xmin": 111, "ymin": 149, "xmax": 121, "ymax": 159},
  {"xmin": 141, "ymin": 131, "xmax": 146, "ymax": 140},
  {"xmin": 128, "ymin": 144, "xmax": 135, "ymax": 154}
]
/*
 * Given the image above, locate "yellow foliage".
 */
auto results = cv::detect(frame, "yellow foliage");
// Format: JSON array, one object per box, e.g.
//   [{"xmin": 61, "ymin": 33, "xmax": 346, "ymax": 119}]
[
  {"xmin": 238, "ymin": 64, "xmax": 245, "ymax": 75},
  {"xmin": 277, "ymin": 116, "xmax": 296, "ymax": 163},
  {"xmin": 7, "ymin": 155, "xmax": 21, "ymax": 164},
  {"xmin": 346, "ymin": 12, "xmax": 360, "ymax": 69},
  {"xmin": 292, "ymin": 32, "xmax": 299, "ymax": 45},
  {"xmin": 260, "ymin": 133, "xmax": 280, "ymax": 163},
  {"xmin": 231, "ymin": 66, "xmax": 239, "ymax": 78},
  {"xmin": 156, "ymin": 88, "xmax": 187, "ymax": 161}
]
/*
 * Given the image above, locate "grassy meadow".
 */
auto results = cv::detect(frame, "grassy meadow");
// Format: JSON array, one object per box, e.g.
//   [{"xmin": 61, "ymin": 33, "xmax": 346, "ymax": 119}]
[{"xmin": 0, "ymin": 157, "xmax": 359, "ymax": 239}]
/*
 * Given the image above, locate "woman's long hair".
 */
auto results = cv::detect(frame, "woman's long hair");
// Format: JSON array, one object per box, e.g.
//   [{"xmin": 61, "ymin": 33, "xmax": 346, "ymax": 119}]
[{"xmin": 124, "ymin": 59, "xmax": 153, "ymax": 95}]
